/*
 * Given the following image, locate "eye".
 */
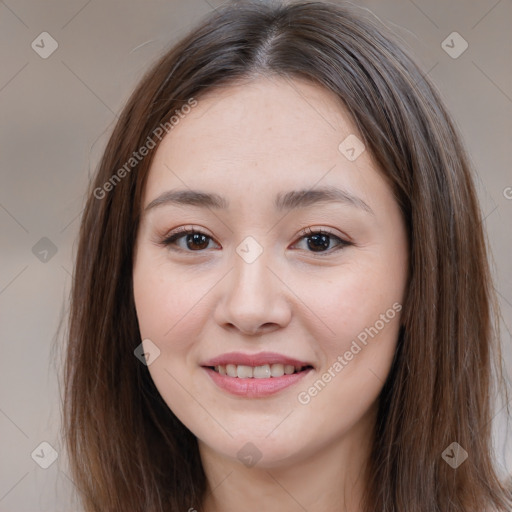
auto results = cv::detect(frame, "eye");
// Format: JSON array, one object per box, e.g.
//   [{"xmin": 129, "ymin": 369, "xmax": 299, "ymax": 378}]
[
  {"xmin": 292, "ymin": 227, "xmax": 352, "ymax": 255},
  {"xmin": 159, "ymin": 227, "xmax": 219, "ymax": 252},
  {"xmin": 158, "ymin": 226, "xmax": 351, "ymax": 254}
]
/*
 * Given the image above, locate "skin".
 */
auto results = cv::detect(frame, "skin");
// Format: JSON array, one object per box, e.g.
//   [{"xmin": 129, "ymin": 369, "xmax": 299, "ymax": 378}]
[{"xmin": 132, "ymin": 75, "xmax": 409, "ymax": 512}]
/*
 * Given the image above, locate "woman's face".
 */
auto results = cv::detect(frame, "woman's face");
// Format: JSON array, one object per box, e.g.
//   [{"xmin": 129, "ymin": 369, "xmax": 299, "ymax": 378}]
[{"xmin": 133, "ymin": 76, "xmax": 408, "ymax": 468}]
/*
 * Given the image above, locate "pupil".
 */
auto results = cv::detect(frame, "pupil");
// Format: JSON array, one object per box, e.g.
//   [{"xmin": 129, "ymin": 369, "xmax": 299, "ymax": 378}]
[
  {"xmin": 187, "ymin": 233, "xmax": 209, "ymax": 250},
  {"xmin": 307, "ymin": 234, "xmax": 330, "ymax": 252}
]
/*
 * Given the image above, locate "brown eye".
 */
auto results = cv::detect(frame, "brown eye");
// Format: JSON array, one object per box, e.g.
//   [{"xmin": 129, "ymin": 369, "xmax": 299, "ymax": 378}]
[
  {"xmin": 292, "ymin": 228, "xmax": 351, "ymax": 254},
  {"xmin": 184, "ymin": 232, "xmax": 210, "ymax": 250},
  {"xmin": 161, "ymin": 229, "xmax": 219, "ymax": 252}
]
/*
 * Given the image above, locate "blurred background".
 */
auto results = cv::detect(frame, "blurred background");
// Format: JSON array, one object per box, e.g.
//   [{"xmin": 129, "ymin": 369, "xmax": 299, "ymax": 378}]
[{"xmin": 0, "ymin": 0, "xmax": 511, "ymax": 510}]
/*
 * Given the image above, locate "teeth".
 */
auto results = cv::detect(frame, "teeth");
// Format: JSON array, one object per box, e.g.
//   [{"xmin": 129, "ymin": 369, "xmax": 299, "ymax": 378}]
[
  {"xmin": 270, "ymin": 363, "xmax": 284, "ymax": 377},
  {"xmin": 253, "ymin": 364, "xmax": 271, "ymax": 379},
  {"xmin": 284, "ymin": 364, "xmax": 295, "ymax": 375},
  {"xmin": 237, "ymin": 365, "xmax": 253, "ymax": 378},
  {"xmin": 226, "ymin": 364, "xmax": 237, "ymax": 377},
  {"xmin": 213, "ymin": 363, "xmax": 307, "ymax": 378}
]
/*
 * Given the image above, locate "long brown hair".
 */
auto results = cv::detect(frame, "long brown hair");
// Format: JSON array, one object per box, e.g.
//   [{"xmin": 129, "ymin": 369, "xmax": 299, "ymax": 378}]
[{"xmin": 61, "ymin": 1, "xmax": 512, "ymax": 510}]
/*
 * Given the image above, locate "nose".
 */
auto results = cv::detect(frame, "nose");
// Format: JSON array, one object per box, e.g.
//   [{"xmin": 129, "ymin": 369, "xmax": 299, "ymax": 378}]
[{"xmin": 213, "ymin": 248, "xmax": 292, "ymax": 336}]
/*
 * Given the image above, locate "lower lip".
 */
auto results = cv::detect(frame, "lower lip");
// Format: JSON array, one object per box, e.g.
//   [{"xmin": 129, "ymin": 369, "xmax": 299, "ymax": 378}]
[{"xmin": 203, "ymin": 367, "xmax": 312, "ymax": 398}]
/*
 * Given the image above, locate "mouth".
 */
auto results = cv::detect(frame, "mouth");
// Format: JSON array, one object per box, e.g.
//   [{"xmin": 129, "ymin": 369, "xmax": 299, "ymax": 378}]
[
  {"xmin": 200, "ymin": 352, "xmax": 314, "ymax": 397},
  {"xmin": 206, "ymin": 363, "xmax": 313, "ymax": 379}
]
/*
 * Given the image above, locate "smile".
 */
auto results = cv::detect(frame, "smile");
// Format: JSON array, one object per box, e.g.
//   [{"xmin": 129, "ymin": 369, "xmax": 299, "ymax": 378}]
[
  {"xmin": 209, "ymin": 363, "xmax": 311, "ymax": 378},
  {"xmin": 202, "ymin": 365, "xmax": 313, "ymax": 398}
]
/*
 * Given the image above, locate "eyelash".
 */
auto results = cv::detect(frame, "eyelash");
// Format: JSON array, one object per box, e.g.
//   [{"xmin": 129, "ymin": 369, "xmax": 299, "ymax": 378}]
[{"xmin": 158, "ymin": 226, "xmax": 352, "ymax": 256}]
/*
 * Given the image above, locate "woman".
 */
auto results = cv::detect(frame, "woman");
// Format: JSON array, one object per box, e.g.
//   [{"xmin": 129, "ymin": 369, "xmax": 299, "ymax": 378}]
[{"xmin": 62, "ymin": 1, "xmax": 512, "ymax": 510}]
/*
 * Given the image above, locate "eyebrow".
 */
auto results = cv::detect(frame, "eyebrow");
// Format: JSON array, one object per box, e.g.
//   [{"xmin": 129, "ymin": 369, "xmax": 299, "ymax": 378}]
[{"xmin": 143, "ymin": 185, "xmax": 374, "ymax": 215}]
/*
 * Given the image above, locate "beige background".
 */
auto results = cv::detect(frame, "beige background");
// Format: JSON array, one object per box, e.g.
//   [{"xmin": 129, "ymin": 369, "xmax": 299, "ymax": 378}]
[{"xmin": 1, "ymin": 0, "xmax": 511, "ymax": 510}]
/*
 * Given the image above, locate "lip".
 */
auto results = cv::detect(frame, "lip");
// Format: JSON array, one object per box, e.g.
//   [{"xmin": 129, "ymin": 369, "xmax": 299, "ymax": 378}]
[
  {"xmin": 201, "ymin": 351, "xmax": 312, "ymax": 368},
  {"xmin": 203, "ymin": 366, "xmax": 313, "ymax": 398}
]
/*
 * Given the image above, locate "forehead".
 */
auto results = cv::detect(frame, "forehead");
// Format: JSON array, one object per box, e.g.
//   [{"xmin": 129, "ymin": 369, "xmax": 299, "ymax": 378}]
[
  {"xmin": 143, "ymin": 75, "xmax": 380, "ymax": 206},
  {"xmin": 162, "ymin": 75, "xmax": 356, "ymax": 154}
]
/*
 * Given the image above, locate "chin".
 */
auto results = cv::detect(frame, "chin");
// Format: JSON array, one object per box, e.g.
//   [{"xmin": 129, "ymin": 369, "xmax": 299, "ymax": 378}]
[{"xmin": 199, "ymin": 433, "xmax": 312, "ymax": 470}]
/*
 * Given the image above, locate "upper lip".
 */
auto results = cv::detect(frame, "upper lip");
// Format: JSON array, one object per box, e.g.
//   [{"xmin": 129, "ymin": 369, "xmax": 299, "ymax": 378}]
[{"xmin": 201, "ymin": 351, "xmax": 313, "ymax": 368}]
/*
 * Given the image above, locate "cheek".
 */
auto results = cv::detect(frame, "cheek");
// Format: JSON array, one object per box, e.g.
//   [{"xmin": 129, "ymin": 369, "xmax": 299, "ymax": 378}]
[
  {"xmin": 293, "ymin": 268, "xmax": 402, "ymax": 424},
  {"xmin": 132, "ymin": 252, "xmax": 211, "ymax": 355},
  {"xmin": 132, "ymin": 254, "xmax": 212, "ymax": 417},
  {"xmin": 300, "ymin": 260, "xmax": 404, "ymax": 354},
  {"xmin": 291, "ymin": 251, "xmax": 405, "ymax": 415}
]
